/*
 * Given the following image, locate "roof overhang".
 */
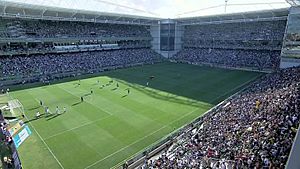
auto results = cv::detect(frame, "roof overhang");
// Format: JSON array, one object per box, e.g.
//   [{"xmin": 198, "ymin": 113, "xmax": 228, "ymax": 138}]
[
  {"xmin": 0, "ymin": 1, "xmax": 161, "ymax": 25},
  {"xmin": 175, "ymin": 8, "xmax": 289, "ymax": 25}
]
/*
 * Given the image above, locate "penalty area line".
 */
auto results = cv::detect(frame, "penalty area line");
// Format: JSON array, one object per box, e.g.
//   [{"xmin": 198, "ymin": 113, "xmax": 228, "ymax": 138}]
[
  {"xmin": 23, "ymin": 113, "xmax": 65, "ymax": 169},
  {"xmin": 44, "ymin": 115, "xmax": 112, "ymax": 140}
]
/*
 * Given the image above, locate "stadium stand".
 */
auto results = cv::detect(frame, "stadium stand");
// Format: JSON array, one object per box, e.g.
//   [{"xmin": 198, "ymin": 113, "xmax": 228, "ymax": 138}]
[
  {"xmin": 0, "ymin": 111, "xmax": 22, "ymax": 169},
  {"xmin": 0, "ymin": 17, "xmax": 153, "ymax": 56},
  {"xmin": 1, "ymin": 1, "xmax": 300, "ymax": 168},
  {"xmin": 172, "ymin": 20, "xmax": 287, "ymax": 71},
  {"xmin": 172, "ymin": 48, "xmax": 281, "ymax": 70},
  {"xmin": 143, "ymin": 67, "xmax": 300, "ymax": 169},
  {"xmin": 0, "ymin": 48, "xmax": 163, "ymax": 85},
  {"xmin": 0, "ymin": 18, "xmax": 151, "ymax": 39}
]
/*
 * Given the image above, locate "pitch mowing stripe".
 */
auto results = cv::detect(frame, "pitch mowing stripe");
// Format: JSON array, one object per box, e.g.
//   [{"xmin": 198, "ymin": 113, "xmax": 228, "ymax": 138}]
[
  {"xmin": 209, "ymin": 74, "xmax": 261, "ymax": 104},
  {"xmin": 22, "ymin": 112, "xmax": 65, "ymax": 169},
  {"xmin": 34, "ymin": 98, "xmax": 55, "ymax": 114},
  {"xmin": 57, "ymin": 85, "xmax": 113, "ymax": 115},
  {"xmin": 84, "ymin": 107, "xmax": 200, "ymax": 169},
  {"xmin": 44, "ymin": 115, "xmax": 112, "ymax": 140}
]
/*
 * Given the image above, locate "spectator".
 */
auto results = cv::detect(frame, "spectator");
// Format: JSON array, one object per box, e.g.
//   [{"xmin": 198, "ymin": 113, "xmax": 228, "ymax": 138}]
[{"xmin": 146, "ymin": 67, "xmax": 300, "ymax": 169}]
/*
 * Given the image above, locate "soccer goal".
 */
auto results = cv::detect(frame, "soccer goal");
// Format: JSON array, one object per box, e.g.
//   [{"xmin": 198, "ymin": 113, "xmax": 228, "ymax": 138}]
[
  {"xmin": 7, "ymin": 99, "xmax": 25, "ymax": 117},
  {"xmin": 0, "ymin": 93, "xmax": 25, "ymax": 118}
]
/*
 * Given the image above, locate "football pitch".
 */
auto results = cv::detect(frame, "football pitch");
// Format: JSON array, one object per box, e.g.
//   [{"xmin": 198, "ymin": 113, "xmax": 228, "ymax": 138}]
[{"xmin": 9, "ymin": 62, "xmax": 262, "ymax": 169}]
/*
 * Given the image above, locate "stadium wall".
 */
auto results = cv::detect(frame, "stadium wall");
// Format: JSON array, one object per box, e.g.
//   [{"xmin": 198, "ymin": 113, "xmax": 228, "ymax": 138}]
[
  {"xmin": 151, "ymin": 21, "xmax": 184, "ymax": 58},
  {"xmin": 150, "ymin": 24, "xmax": 160, "ymax": 52},
  {"xmin": 286, "ymin": 127, "xmax": 300, "ymax": 169},
  {"xmin": 280, "ymin": 6, "xmax": 300, "ymax": 68}
]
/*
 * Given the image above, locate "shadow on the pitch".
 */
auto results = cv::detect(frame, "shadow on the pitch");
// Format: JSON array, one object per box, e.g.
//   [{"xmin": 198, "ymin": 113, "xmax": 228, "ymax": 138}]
[
  {"xmin": 46, "ymin": 114, "xmax": 62, "ymax": 121},
  {"xmin": 121, "ymin": 94, "xmax": 128, "ymax": 98},
  {"xmin": 111, "ymin": 88, "xmax": 117, "ymax": 91},
  {"xmin": 116, "ymin": 79, "xmax": 204, "ymax": 107},
  {"xmin": 72, "ymin": 101, "xmax": 82, "ymax": 106},
  {"xmin": 84, "ymin": 93, "xmax": 92, "ymax": 97},
  {"xmin": 27, "ymin": 106, "xmax": 40, "ymax": 111},
  {"xmin": 45, "ymin": 113, "xmax": 55, "ymax": 118},
  {"xmin": 24, "ymin": 113, "xmax": 45, "ymax": 123}
]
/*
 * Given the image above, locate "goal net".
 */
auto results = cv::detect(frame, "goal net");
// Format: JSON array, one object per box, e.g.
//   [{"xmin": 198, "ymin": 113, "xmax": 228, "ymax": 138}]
[
  {"xmin": 7, "ymin": 99, "xmax": 24, "ymax": 117},
  {"xmin": 0, "ymin": 93, "xmax": 25, "ymax": 118}
]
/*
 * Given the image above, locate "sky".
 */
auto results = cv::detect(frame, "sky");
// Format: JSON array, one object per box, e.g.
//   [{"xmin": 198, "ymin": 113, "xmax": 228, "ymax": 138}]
[{"xmin": 5, "ymin": 0, "xmax": 291, "ymax": 18}]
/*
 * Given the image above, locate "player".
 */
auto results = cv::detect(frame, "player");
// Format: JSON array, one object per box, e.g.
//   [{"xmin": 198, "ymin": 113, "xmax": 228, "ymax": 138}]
[
  {"xmin": 6, "ymin": 88, "xmax": 9, "ymax": 94},
  {"xmin": 56, "ymin": 106, "xmax": 60, "ymax": 114},
  {"xmin": 127, "ymin": 88, "xmax": 130, "ymax": 94},
  {"xmin": 81, "ymin": 96, "xmax": 84, "ymax": 102},
  {"xmin": 1, "ymin": 89, "xmax": 4, "ymax": 94},
  {"xmin": 63, "ymin": 107, "xmax": 67, "ymax": 113},
  {"xmin": 97, "ymin": 80, "xmax": 100, "ymax": 85},
  {"xmin": 146, "ymin": 82, "xmax": 149, "ymax": 86},
  {"xmin": 40, "ymin": 100, "xmax": 43, "ymax": 107},
  {"xmin": 91, "ymin": 88, "xmax": 93, "ymax": 94},
  {"xmin": 116, "ymin": 83, "xmax": 119, "ymax": 88},
  {"xmin": 45, "ymin": 107, "xmax": 50, "ymax": 115},
  {"xmin": 35, "ymin": 111, "xmax": 41, "ymax": 118}
]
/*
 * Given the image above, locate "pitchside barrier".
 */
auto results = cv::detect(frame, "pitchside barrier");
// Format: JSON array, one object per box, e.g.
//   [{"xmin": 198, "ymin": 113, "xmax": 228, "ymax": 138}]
[{"xmin": 118, "ymin": 74, "xmax": 264, "ymax": 169}]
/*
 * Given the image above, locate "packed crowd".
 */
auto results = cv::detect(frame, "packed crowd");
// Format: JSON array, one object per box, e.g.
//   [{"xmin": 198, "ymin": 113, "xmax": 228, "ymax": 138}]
[
  {"xmin": 144, "ymin": 66, "xmax": 300, "ymax": 169},
  {"xmin": 0, "ymin": 43, "xmax": 54, "ymax": 54},
  {"xmin": 0, "ymin": 40, "xmax": 151, "ymax": 55},
  {"xmin": 172, "ymin": 48, "xmax": 281, "ymax": 70},
  {"xmin": 183, "ymin": 39, "xmax": 283, "ymax": 50},
  {"xmin": 0, "ymin": 48, "xmax": 163, "ymax": 80},
  {"xmin": 0, "ymin": 111, "xmax": 14, "ymax": 168},
  {"xmin": 184, "ymin": 20, "xmax": 286, "ymax": 42},
  {"xmin": 0, "ymin": 19, "xmax": 151, "ymax": 38},
  {"xmin": 177, "ymin": 20, "xmax": 287, "ymax": 70}
]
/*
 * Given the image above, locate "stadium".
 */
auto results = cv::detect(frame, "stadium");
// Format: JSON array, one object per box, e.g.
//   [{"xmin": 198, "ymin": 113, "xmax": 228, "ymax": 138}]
[{"xmin": 0, "ymin": 0, "xmax": 300, "ymax": 168}]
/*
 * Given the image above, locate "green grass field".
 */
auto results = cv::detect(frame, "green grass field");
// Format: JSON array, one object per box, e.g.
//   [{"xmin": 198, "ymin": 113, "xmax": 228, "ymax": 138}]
[{"xmin": 9, "ymin": 62, "xmax": 262, "ymax": 169}]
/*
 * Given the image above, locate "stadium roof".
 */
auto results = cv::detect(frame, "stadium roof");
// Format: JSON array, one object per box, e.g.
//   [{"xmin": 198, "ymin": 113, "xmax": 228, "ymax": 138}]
[
  {"xmin": 0, "ymin": 0, "xmax": 295, "ymax": 25},
  {"xmin": 0, "ymin": 0, "xmax": 294, "ymax": 18},
  {"xmin": 176, "ymin": 8, "xmax": 289, "ymax": 25},
  {"xmin": 0, "ymin": 1, "xmax": 161, "ymax": 25}
]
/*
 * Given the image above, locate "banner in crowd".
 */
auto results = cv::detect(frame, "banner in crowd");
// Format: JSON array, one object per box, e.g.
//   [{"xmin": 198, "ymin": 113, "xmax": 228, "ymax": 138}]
[
  {"xmin": 8, "ymin": 120, "xmax": 25, "ymax": 136},
  {"xmin": 13, "ymin": 125, "xmax": 32, "ymax": 148}
]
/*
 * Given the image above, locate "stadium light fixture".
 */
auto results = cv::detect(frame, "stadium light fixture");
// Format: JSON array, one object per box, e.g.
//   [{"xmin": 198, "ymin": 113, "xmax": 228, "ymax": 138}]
[{"xmin": 225, "ymin": 0, "xmax": 229, "ymax": 13}]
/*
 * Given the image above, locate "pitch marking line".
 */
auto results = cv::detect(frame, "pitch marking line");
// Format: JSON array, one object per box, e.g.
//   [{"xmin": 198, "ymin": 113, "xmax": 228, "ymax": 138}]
[
  {"xmin": 84, "ymin": 107, "xmax": 200, "ymax": 169},
  {"xmin": 22, "ymin": 113, "xmax": 65, "ymax": 169},
  {"xmin": 44, "ymin": 115, "xmax": 112, "ymax": 140}
]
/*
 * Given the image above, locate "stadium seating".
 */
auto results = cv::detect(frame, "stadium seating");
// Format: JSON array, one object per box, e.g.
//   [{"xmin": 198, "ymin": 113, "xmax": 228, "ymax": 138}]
[
  {"xmin": 172, "ymin": 48, "xmax": 281, "ymax": 70},
  {"xmin": 0, "ymin": 48, "xmax": 164, "ymax": 84},
  {"xmin": 184, "ymin": 20, "xmax": 286, "ymax": 41},
  {"xmin": 0, "ymin": 19, "xmax": 151, "ymax": 38},
  {"xmin": 144, "ymin": 67, "xmax": 300, "ymax": 169},
  {"xmin": 174, "ymin": 20, "xmax": 287, "ymax": 70}
]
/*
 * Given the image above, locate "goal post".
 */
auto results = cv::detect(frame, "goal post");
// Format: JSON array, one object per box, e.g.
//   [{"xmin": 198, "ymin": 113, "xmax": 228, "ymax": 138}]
[{"xmin": 7, "ymin": 99, "xmax": 25, "ymax": 117}]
